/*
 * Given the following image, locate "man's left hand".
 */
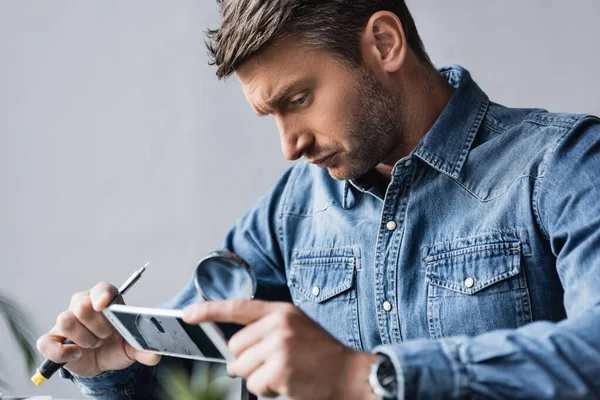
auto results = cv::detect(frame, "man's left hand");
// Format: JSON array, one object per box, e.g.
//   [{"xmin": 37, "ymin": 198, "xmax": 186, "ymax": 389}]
[{"xmin": 183, "ymin": 300, "xmax": 378, "ymax": 400}]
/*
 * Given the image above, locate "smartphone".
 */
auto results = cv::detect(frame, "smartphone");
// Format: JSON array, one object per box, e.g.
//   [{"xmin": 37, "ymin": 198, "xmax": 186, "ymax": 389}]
[{"xmin": 103, "ymin": 304, "xmax": 233, "ymax": 363}]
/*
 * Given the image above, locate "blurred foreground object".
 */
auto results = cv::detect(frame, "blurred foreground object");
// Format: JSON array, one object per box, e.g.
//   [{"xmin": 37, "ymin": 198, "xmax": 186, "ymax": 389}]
[{"xmin": 0, "ymin": 293, "xmax": 37, "ymax": 391}]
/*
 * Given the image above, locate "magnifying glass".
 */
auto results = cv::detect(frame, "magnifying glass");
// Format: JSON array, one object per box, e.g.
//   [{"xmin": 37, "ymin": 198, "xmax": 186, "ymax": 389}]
[{"xmin": 194, "ymin": 251, "xmax": 257, "ymax": 302}]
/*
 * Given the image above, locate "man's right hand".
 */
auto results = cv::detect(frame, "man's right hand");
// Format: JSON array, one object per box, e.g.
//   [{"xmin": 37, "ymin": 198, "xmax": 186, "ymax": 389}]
[{"xmin": 36, "ymin": 282, "xmax": 161, "ymax": 377}]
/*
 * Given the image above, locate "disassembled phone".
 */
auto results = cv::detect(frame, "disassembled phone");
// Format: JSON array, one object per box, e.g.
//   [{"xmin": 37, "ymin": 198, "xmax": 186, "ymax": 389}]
[{"xmin": 103, "ymin": 304, "xmax": 233, "ymax": 363}]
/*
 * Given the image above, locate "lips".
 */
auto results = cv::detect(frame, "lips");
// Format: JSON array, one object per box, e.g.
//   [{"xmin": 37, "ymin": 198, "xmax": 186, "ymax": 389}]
[{"xmin": 311, "ymin": 153, "xmax": 337, "ymax": 168}]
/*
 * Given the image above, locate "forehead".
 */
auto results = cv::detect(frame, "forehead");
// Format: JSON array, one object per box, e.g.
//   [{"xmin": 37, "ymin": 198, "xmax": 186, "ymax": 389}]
[{"xmin": 236, "ymin": 38, "xmax": 347, "ymax": 106}]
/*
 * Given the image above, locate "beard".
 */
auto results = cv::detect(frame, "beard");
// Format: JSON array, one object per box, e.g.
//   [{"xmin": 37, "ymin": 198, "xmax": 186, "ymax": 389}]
[{"xmin": 328, "ymin": 66, "xmax": 405, "ymax": 181}]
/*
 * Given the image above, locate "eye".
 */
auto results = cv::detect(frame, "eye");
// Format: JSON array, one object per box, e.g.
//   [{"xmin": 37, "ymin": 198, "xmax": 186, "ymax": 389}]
[{"xmin": 291, "ymin": 95, "xmax": 308, "ymax": 106}]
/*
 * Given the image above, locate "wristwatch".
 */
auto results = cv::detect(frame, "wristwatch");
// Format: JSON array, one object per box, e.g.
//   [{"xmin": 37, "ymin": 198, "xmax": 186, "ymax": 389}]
[{"xmin": 368, "ymin": 354, "xmax": 398, "ymax": 399}]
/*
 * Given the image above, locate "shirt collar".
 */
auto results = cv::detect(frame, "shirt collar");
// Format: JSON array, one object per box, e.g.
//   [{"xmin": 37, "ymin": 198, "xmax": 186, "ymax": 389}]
[
  {"xmin": 345, "ymin": 65, "xmax": 489, "ymax": 203},
  {"xmin": 413, "ymin": 65, "xmax": 489, "ymax": 179}
]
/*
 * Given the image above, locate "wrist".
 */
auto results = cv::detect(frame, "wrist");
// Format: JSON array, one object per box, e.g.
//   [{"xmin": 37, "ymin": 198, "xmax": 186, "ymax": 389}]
[{"xmin": 334, "ymin": 351, "xmax": 379, "ymax": 400}]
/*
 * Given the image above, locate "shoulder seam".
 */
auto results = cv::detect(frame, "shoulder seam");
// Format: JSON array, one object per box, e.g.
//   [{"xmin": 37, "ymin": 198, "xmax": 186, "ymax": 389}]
[
  {"xmin": 524, "ymin": 113, "xmax": 590, "ymax": 129},
  {"xmin": 532, "ymin": 115, "xmax": 600, "ymax": 239}
]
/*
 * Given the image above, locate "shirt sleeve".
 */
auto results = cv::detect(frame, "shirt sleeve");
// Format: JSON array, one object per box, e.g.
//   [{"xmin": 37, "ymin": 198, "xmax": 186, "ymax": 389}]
[
  {"xmin": 375, "ymin": 116, "xmax": 600, "ymax": 399},
  {"xmin": 59, "ymin": 362, "xmax": 159, "ymax": 399},
  {"xmin": 62, "ymin": 166, "xmax": 295, "ymax": 398},
  {"xmin": 220, "ymin": 166, "xmax": 294, "ymax": 302}
]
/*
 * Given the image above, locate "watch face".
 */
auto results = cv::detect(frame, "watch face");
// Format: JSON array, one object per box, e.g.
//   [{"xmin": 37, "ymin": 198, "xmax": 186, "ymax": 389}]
[
  {"xmin": 376, "ymin": 358, "xmax": 397, "ymax": 396},
  {"xmin": 369, "ymin": 356, "xmax": 397, "ymax": 399}
]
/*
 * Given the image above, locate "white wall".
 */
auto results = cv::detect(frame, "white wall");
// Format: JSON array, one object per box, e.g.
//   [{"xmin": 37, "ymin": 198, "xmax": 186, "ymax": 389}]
[{"xmin": 0, "ymin": 0, "xmax": 598, "ymax": 397}]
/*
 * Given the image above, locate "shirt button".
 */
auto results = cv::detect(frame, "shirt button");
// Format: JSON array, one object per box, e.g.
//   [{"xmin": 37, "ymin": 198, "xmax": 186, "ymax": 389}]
[
  {"xmin": 464, "ymin": 278, "xmax": 475, "ymax": 288},
  {"xmin": 383, "ymin": 301, "xmax": 393, "ymax": 312},
  {"xmin": 311, "ymin": 286, "xmax": 320, "ymax": 297},
  {"xmin": 386, "ymin": 221, "xmax": 397, "ymax": 231},
  {"xmin": 405, "ymin": 159, "xmax": 412, "ymax": 167}
]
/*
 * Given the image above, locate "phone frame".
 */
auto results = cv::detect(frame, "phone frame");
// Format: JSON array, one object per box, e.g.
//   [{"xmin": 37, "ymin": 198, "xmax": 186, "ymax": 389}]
[{"xmin": 103, "ymin": 304, "xmax": 233, "ymax": 363}]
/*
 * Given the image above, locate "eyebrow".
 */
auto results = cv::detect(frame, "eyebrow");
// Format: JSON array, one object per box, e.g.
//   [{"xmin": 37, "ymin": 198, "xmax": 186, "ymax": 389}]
[{"xmin": 258, "ymin": 79, "xmax": 309, "ymax": 116}]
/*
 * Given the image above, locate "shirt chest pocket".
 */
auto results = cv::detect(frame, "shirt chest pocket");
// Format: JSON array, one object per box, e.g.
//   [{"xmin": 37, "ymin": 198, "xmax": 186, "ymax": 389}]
[
  {"xmin": 423, "ymin": 231, "xmax": 533, "ymax": 339},
  {"xmin": 287, "ymin": 247, "xmax": 363, "ymax": 350}
]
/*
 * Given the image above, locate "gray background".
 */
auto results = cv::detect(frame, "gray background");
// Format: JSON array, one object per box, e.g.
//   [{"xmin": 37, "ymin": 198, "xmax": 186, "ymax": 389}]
[{"xmin": 0, "ymin": 0, "xmax": 598, "ymax": 398}]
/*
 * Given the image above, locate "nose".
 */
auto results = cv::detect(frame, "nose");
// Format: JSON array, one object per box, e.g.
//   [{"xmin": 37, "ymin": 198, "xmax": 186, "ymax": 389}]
[{"xmin": 275, "ymin": 116, "xmax": 314, "ymax": 161}]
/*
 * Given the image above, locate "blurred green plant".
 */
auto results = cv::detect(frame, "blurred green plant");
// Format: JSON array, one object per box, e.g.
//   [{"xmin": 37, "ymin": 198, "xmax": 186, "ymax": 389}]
[
  {"xmin": 159, "ymin": 362, "xmax": 229, "ymax": 400},
  {"xmin": 0, "ymin": 293, "xmax": 37, "ymax": 390}
]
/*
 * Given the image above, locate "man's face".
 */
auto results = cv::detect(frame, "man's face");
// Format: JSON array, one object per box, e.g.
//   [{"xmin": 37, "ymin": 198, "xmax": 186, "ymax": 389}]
[{"xmin": 236, "ymin": 38, "xmax": 404, "ymax": 180}]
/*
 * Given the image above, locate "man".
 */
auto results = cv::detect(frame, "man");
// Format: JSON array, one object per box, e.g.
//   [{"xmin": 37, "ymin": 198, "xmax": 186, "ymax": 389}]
[{"xmin": 37, "ymin": 0, "xmax": 600, "ymax": 399}]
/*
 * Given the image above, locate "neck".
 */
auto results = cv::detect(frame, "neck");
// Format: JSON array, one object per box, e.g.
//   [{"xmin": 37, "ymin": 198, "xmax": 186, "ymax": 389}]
[{"xmin": 374, "ymin": 64, "xmax": 454, "ymax": 180}]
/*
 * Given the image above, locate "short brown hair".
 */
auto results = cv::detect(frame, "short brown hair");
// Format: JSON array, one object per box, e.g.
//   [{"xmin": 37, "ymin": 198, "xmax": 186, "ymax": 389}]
[{"xmin": 206, "ymin": 0, "xmax": 432, "ymax": 79}]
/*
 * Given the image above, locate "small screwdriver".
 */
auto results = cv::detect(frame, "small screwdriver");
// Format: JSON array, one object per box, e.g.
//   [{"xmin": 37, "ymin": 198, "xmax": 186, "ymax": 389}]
[{"xmin": 31, "ymin": 262, "xmax": 149, "ymax": 386}]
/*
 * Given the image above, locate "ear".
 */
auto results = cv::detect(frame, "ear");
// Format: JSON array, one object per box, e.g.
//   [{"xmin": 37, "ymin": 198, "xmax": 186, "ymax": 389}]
[{"xmin": 360, "ymin": 11, "xmax": 407, "ymax": 73}]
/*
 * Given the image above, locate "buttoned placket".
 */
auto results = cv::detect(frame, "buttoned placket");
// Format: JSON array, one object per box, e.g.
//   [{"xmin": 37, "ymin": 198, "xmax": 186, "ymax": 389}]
[{"xmin": 373, "ymin": 157, "xmax": 416, "ymax": 345}]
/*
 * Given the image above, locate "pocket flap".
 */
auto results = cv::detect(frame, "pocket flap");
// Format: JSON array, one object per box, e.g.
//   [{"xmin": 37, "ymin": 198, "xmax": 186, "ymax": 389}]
[
  {"xmin": 288, "ymin": 263, "xmax": 355, "ymax": 303},
  {"xmin": 425, "ymin": 240, "xmax": 522, "ymax": 295}
]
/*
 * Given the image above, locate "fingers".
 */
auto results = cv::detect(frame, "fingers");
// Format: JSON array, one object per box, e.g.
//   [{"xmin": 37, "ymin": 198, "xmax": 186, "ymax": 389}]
[
  {"xmin": 245, "ymin": 361, "xmax": 280, "ymax": 398},
  {"xmin": 37, "ymin": 282, "xmax": 121, "ymax": 364},
  {"xmin": 183, "ymin": 299, "xmax": 289, "ymax": 325},
  {"xmin": 36, "ymin": 332, "xmax": 82, "ymax": 363},
  {"xmin": 62, "ymin": 283, "xmax": 119, "ymax": 345},
  {"xmin": 227, "ymin": 334, "xmax": 273, "ymax": 378},
  {"xmin": 70, "ymin": 291, "xmax": 114, "ymax": 340},
  {"xmin": 54, "ymin": 311, "xmax": 102, "ymax": 349},
  {"xmin": 133, "ymin": 350, "xmax": 162, "ymax": 366},
  {"xmin": 123, "ymin": 341, "xmax": 162, "ymax": 367},
  {"xmin": 228, "ymin": 312, "xmax": 283, "ymax": 357},
  {"xmin": 89, "ymin": 282, "xmax": 122, "ymax": 311}
]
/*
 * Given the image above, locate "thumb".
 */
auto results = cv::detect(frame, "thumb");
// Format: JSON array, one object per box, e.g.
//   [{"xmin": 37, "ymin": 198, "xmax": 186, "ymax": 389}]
[{"xmin": 124, "ymin": 341, "xmax": 162, "ymax": 366}]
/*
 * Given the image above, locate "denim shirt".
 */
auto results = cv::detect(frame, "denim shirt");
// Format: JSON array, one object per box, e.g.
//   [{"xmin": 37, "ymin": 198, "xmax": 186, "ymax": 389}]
[{"xmin": 65, "ymin": 65, "xmax": 600, "ymax": 399}]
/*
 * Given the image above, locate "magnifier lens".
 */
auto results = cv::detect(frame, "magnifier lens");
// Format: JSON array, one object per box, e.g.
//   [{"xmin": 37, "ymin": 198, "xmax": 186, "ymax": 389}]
[{"xmin": 195, "ymin": 252, "xmax": 256, "ymax": 302}]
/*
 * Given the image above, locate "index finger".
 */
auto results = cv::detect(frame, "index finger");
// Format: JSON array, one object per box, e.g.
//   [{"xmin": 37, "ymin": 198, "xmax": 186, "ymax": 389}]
[{"xmin": 182, "ymin": 300, "xmax": 284, "ymax": 325}]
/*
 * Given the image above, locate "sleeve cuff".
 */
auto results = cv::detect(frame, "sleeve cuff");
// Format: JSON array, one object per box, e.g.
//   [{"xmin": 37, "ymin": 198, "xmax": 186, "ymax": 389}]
[
  {"xmin": 374, "ymin": 337, "xmax": 469, "ymax": 400},
  {"xmin": 59, "ymin": 362, "xmax": 142, "ymax": 396}
]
